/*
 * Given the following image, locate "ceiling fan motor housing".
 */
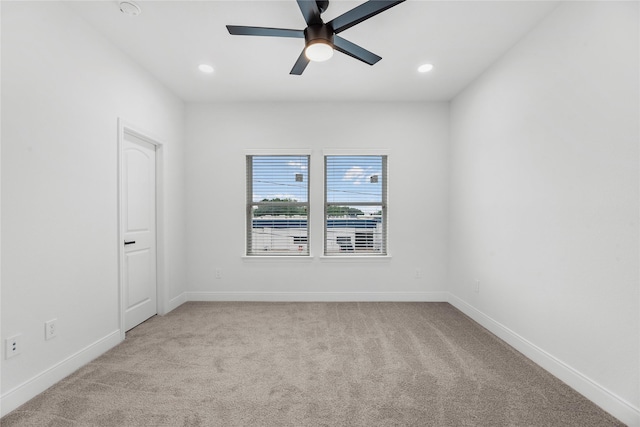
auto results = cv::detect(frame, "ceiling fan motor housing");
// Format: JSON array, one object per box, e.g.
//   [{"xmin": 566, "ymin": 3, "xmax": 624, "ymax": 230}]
[{"xmin": 304, "ymin": 24, "xmax": 334, "ymax": 48}]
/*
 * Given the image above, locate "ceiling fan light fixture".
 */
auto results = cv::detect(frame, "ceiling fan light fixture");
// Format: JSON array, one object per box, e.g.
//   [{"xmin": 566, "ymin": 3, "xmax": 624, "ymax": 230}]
[
  {"xmin": 303, "ymin": 24, "xmax": 334, "ymax": 62},
  {"xmin": 305, "ymin": 41, "xmax": 334, "ymax": 62}
]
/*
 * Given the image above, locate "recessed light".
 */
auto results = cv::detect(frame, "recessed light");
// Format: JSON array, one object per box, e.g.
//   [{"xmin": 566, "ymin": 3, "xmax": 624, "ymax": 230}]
[
  {"xmin": 418, "ymin": 63, "xmax": 434, "ymax": 73},
  {"xmin": 119, "ymin": 1, "xmax": 141, "ymax": 16},
  {"xmin": 198, "ymin": 64, "xmax": 215, "ymax": 74}
]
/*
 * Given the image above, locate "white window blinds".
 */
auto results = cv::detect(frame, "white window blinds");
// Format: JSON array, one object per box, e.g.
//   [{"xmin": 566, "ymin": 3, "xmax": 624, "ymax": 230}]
[
  {"xmin": 324, "ymin": 155, "xmax": 387, "ymax": 255},
  {"xmin": 246, "ymin": 155, "xmax": 310, "ymax": 256}
]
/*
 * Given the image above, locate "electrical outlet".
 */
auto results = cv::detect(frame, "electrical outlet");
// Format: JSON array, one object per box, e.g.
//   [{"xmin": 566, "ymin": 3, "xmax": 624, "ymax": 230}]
[
  {"xmin": 474, "ymin": 279, "xmax": 480, "ymax": 293},
  {"xmin": 215, "ymin": 269, "xmax": 222, "ymax": 279},
  {"xmin": 414, "ymin": 268, "xmax": 421, "ymax": 279},
  {"xmin": 45, "ymin": 319, "xmax": 57, "ymax": 340},
  {"xmin": 5, "ymin": 334, "xmax": 21, "ymax": 359}
]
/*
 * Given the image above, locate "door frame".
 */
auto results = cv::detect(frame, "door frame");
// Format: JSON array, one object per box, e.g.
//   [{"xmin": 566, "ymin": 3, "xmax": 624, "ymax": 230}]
[{"xmin": 117, "ymin": 118, "xmax": 166, "ymax": 340}]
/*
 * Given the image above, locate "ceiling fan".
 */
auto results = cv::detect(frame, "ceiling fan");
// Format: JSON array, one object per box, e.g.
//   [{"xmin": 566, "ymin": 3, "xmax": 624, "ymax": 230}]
[{"xmin": 226, "ymin": 0, "xmax": 405, "ymax": 75}]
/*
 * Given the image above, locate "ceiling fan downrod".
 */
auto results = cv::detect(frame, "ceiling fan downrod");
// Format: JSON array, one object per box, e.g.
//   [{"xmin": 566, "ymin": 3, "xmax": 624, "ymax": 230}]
[{"xmin": 316, "ymin": 0, "xmax": 329, "ymax": 14}]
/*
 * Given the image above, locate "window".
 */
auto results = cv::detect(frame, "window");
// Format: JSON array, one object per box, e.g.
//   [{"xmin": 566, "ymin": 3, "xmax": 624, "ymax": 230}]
[
  {"xmin": 246, "ymin": 155, "xmax": 309, "ymax": 256},
  {"xmin": 325, "ymin": 155, "xmax": 387, "ymax": 255}
]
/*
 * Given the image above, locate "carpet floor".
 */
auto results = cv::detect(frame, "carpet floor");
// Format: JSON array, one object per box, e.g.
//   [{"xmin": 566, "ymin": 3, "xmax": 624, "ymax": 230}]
[{"xmin": 1, "ymin": 302, "xmax": 625, "ymax": 426}]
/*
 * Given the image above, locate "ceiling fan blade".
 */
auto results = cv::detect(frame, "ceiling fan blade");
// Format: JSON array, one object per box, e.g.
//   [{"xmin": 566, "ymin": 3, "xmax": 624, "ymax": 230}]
[
  {"xmin": 296, "ymin": 0, "xmax": 322, "ymax": 26},
  {"xmin": 328, "ymin": 0, "xmax": 406, "ymax": 34},
  {"xmin": 226, "ymin": 25, "xmax": 304, "ymax": 38},
  {"xmin": 290, "ymin": 50, "xmax": 311, "ymax": 75},
  {"xmin": 333, "ymin": 36, "xmax": 381, "ymax": 65}
]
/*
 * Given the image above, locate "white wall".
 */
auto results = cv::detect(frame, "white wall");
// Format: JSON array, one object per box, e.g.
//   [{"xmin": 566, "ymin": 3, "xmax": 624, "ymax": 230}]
[
  {"xmin": 1, "ymin": 1, "xmax": 186, "ymax": 415},
  {"xmin": 448, "ymin": 1, "xmax": 639, "ymax": 424},
  {"xmin": 185, "ymin": 102, "xmax": 449, "ymax": 301}
]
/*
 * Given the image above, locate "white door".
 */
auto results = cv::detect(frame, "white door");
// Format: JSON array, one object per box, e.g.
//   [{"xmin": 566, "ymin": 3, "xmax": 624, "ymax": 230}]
[{"xmin": 122, "ymin": 135, "xmax": 157, "ymax": 331}]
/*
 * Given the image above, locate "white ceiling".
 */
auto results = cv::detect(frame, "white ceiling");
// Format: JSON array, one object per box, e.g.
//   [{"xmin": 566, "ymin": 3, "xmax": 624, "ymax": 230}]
[{"xmin": 67, "ymin": 0, "xmax": 559, "ymax": 103}]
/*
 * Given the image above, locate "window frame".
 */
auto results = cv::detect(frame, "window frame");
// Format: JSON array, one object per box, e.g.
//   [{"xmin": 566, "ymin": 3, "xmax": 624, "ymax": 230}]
[{"xmin": 246, "ymin": 153, "xmax": 311, "ymax": 257}]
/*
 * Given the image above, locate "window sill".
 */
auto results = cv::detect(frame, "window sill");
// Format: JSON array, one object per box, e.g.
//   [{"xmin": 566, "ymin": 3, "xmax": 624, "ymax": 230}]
[
  {"xmin": 241, "ymin": 255, "xmax": 392, "ymax": 262},
  {"xmin": 319, "ymin": 255, "xmax": 392, "ymax": 262},
  {"xmin": 242, "ymin": 255, "xmax": 315, "ymax": 262}
]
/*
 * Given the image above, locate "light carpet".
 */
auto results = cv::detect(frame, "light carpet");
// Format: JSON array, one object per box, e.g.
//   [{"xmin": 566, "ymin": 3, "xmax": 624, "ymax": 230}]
[{"xmin": 1, "ymin": 302, "xmax": 625, "ymax": 426}]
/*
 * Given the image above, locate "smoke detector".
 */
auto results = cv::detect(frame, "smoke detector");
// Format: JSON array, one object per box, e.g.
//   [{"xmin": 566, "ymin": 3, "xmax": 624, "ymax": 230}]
[{"xmin": 119, "ymin": 1, "xmax": 141, "ymax": 16}]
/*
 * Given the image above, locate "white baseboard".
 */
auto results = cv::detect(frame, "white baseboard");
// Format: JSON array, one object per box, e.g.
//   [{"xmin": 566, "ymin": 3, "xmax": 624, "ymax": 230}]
[
  {"xmin": 0, "ymin": 330, "xmax": 122, "ymax": 418},
  {"xmin": 186, "ymin": 291, "xmax": 448, "ymax": 302},
  {"xmin": 166, "ymin": 292, "xmax": 187, "ymax": 312},
  {"xmin": 447, "ymin": 293, "xmax": 640, "ymax": 427}
]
